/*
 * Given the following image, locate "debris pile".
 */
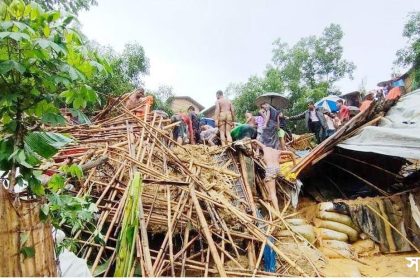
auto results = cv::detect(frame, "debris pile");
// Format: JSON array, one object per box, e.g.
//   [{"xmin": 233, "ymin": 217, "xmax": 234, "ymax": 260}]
[
  {"xmin": 47, "ymin": 97, "xmax": 321, "ymax": 277},
  {"xmin": 43, "ymin": 89, "xmax": 420, "ymax": 277}
]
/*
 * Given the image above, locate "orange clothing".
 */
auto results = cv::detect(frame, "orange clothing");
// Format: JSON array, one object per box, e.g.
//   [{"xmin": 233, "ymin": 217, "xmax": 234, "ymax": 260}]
[
  {"xmin": 359, "ymin": 100, "xmax": 373, "ymax": 112},
  {"xmin": 386, "ymin": 87, "xmax": 401, "ymax": 101},
  {"xmin": 134, "ymin": 96, "xmax": 154, "ymax": 117}
]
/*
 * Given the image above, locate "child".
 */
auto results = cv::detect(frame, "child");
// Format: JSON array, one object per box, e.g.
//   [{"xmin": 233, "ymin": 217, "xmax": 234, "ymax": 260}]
[{"xmin": 251, "ymin": 140, "xmax": 296, "ymax": 212}]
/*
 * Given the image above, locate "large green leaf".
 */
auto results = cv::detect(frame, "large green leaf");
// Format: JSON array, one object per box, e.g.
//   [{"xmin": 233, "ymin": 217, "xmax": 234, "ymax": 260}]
[
  {"xmin": 24, "ymin": 132, "xmax": 73, "ymax": 159},
  {"xmin": 35, "ymin": 38, "xmax": 67, "ymax": 54},
  {"xmin": 0, "ymin": 21, "xmax": 35, "ymax": 34},
  {"xmin": 0, "ymin": 60, "xmax": 26, "ymax": 74},
  {"xmin": 0, "ymin": 31, "xmax": 30, "ymax": 41},
  {"xmin": 69, "ymin": 108, "xmax": 91, "ymax": 125},
  {"xmin": 41, "ymin": 112, "xmax": 66, "ymax": 125}
]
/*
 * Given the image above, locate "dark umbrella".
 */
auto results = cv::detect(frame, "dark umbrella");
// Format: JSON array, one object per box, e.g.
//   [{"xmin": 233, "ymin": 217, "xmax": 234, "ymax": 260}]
[{"xmin": 255, "ymin": 92, "xmax": 289, "ymax": 109}]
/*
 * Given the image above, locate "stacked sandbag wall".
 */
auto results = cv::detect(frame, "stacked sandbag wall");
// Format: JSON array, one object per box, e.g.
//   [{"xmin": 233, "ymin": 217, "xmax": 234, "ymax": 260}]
[
  {"xmin": 313, "ymin": 202, "xmax": 361, "ymax": 259},
  {"xmin": 312, "ymin": 189, "xmax": 420, "ymax": 258}
]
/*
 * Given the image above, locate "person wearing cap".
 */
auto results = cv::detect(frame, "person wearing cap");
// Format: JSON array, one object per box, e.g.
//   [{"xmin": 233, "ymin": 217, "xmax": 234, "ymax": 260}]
[{"xmin": 287, "ymin": 101, "xmax": 327, "ymax": 144}]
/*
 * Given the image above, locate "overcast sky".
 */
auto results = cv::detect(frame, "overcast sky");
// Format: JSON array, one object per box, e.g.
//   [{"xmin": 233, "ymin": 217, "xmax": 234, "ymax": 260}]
[{"xmin": 79, "ymin": 0, "xmax": 419, "ymax": 108}]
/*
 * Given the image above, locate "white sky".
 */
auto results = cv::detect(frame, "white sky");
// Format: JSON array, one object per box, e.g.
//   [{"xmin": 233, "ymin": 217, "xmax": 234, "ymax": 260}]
[{"xmin": 79, "ymin": 0, "xmax": 419, "ymax": 108}]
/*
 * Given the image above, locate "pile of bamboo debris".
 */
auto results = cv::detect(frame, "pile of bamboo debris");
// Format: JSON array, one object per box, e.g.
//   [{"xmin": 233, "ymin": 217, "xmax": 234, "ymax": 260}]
[{"xmin": 47, "ymin": 99, "xmax": 324, "ymax": 277}]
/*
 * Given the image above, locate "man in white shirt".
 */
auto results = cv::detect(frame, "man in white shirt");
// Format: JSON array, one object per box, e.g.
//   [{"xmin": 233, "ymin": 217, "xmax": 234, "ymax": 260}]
[{"xmin": 288, "ymin": 101, "xmax": 327, "ymax": 144}]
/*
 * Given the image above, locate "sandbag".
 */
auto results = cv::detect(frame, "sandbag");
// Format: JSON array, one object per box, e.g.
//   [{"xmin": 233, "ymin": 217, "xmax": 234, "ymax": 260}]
[
  {"xmin": 321, "ymin": 240, "xmax": 352, "ymax": 251},
  {"xmin": 279, "ymin": 218, "xmax": 307, "ymax": 230},
  {"xmin": 318, "ymin": 202, "xmax": 334, "ymax": 212},
  {"xmin": 317, "ymin": 211, "xmax": 356, "ymax": 229},
  {"xmin": 314, "ymin": 218, "xmax": 359, "ymax": 242},
  {"xmin": 316, "ymin": 228, "xmax": 349, "ymax": 242},
  {"xmin": 277, "ymin": 225, "xmax": 316, "ymax": 244},
  {"xmin": 285, "ymin": 218, "xmax": 307, "ymax": 226},
  {"xmin": 320, "ymin": 246, "xmax": 354, "ymax": 259}
]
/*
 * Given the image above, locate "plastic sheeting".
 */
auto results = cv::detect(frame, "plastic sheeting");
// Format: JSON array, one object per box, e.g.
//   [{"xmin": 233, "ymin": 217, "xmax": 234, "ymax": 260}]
[
  {"xmin": 338, "ymin": 89, "xmax": 420, "ymax": 160},
  {"xmin": 53, "ymin": 228, "xmax": 92, "ymax": 277},
  {"xmin": 59, "ymin": 250, "xmax": 92, "ymax": 277},
  {"xmin": 263, "ymin": 238, "xmax": 276, "ymax": 272}
]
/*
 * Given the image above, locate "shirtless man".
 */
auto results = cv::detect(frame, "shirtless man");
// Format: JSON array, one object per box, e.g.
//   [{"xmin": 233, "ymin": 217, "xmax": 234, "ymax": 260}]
[
  {"xmin": 125, "ymin": 88, "xmax": 145, "ymax": 109},
  {"xmin": 214, "ymin": 90, "xmax": 235, "ymax": 146},
  {"xmin": 251, "ymin": 139, "xmax": 296, "ymax": 212},
  {"xmin": 125, "ymin": 87, "xmax": 154, "ymax": 116}
]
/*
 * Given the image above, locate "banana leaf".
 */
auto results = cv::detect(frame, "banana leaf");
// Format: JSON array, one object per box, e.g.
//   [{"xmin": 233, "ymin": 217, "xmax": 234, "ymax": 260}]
[
  {"xmin": 69, "ymin": 109, "xmax": 91, "ymax": 125},
  {"xmin": 114, "ymin": 172, "xmax": 141, "ymax": 277},
  {"xmin": 24, "ymin": 132, "xmax": 73, "ymax": 159}
]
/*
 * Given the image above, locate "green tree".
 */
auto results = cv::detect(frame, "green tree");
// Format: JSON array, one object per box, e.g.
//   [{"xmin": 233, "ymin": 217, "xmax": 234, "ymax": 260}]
[
  {"xmin": 25, "ymin": 0, "xmax": 97, "ymax": 15},
  {"xmin": 149, "ymin": 85, "xmax": 175, "ymax": 115},
  {"xmin": 272, "ymin": 24, "xmax": 355, "ymax": 97},
  {"xmin": 0, "ymin": 0, "xmax": 106, "ymax": 204},
  {"xmin": 395, "ymin": 11, "xmax": 420, "ymax": 90},
  {"xmin": 230, "ymin": 67, "xmax": 284, "ymax": 122},
  {"xmin": 231, "ymin": 24, "xmax": 355, "ymax": 133},
  {"xmin": 88, "ymin": 42, "xmax": 150, "ymax": 108}
]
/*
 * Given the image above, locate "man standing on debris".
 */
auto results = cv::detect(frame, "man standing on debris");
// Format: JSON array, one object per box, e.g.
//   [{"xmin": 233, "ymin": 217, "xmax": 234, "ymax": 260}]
[
  {"xmin": 125, "ymin": 87, "xmax": 145, "ymax": 109},
  {"xmin": 251, "ymin": 139, "xmax": 296, "ymax": 212},
  {"xmin": 214, "ymin": 90, "xmax": 235, "ymax": 146},
  {"xmin": 287, "ymin": 101, "xmax": 327, "ymax": 144},
  {"xmin": 171, "ymin": 112, "xmax": 188, "ymax": 145},
  {"xmin": 125, "ymin": 87, "xmax": 154, "ymax": 116},
  {"xmin": 188, "ymin": 106, "xmax": 200, "ymax": 144}
]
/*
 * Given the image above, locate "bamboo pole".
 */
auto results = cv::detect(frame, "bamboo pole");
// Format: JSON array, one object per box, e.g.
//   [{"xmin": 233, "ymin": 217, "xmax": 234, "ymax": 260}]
[{"xmin": 167, "ymin": 187, "xmax": 175, "ymax": 277}]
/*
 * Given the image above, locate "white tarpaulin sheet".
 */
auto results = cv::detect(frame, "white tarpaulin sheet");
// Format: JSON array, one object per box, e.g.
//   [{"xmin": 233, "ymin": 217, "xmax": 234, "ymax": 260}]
[{"xmin": 338, "ymin": 89, "xmax": 420, "ymax": 160}]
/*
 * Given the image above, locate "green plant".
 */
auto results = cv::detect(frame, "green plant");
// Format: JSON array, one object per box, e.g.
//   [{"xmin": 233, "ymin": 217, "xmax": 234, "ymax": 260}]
[
  {"xmin": 114, "ymin": 172, "xmax": 142, "ymax": 277},
  {"xmin": 395, "ymin": 11, "xmax": 420, "ymax": 90},
  {"xmin": 0, "ymin": 0, "xmax": 108, "ymax": 195},
  {"xmin": 0, "ymin": 0, "xmax": 108, "ymax": 258}
]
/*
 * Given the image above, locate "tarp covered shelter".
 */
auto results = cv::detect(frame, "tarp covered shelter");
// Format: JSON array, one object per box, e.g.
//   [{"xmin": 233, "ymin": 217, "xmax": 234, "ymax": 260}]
[{"xmin": 338, "ymin": 89, "xmax": 420, "ymax": 160}]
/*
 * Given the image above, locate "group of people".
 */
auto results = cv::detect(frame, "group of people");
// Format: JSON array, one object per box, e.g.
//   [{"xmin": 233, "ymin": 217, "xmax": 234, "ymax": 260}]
[{"xmin": 288, "ymin": 100, "xmax": 348, "ymax": 144}]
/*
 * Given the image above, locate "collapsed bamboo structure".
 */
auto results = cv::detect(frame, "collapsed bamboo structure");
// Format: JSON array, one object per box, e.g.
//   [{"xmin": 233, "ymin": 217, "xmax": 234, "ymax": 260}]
[{"xmin": 46, "ymin": 97, "xmax": 323, "ymax": 277}]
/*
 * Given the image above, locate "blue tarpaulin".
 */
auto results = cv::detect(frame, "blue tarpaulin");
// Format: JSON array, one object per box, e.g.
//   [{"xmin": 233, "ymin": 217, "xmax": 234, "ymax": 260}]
[{"xmin": 263, "ymin": 236, "xmax": 276, "ymax": 272}]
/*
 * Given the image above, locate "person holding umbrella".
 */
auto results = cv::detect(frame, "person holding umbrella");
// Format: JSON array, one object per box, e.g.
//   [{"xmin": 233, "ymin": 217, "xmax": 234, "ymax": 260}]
[
  {"xmin": 255, "ymin": 92, "xmax": 290, "ymax": 150},
  {"xmin": 287, "ymin": 100, "xmax": 327, "ymax": 144},
  {"xmin": 259, "ymin": 102, "xmax": 280, "ymax": 149}
]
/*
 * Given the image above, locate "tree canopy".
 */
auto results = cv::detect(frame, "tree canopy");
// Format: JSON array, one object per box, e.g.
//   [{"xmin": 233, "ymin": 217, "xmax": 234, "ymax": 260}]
[
  {"xmin": 25, "ymin": 0, "xmax": 97, "ymax": 15},
  {"xmin": 395, "ymin": 11, "xmax": 420, "ymax": 90},
  {"xmin": 0, "ymin": 0, "xmax": 107, "ymax": 196},
  {"xmin": 230, "ymin": 24, "xmax": 355, "ymax": 131},
  {"xmin": 88, "ymin": 42, "xmax": 150, "ymax": 107}
]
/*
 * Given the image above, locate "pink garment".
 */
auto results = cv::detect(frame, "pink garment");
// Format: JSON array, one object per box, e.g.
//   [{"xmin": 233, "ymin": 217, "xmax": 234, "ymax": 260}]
[
  {"xmin": 255, "ymin": 116, "xmax": 264, "ymax": 129},
  {"xmin": 338, "ymin": 105, "xmax": 350, "ymax": 122}
]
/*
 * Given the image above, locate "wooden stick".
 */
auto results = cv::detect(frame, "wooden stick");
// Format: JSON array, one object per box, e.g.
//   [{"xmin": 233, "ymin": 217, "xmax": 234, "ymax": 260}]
[
  {"xmin": 167, "ymin": 187, "xmax": 175, "ymax": 277},
  {"xmin": 188, "ymin": 182, "xmax": 227, "ymax": 277},
  {"xmin": 366, "ymin": 204, "xmax": 420, "ymax": 253}
]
